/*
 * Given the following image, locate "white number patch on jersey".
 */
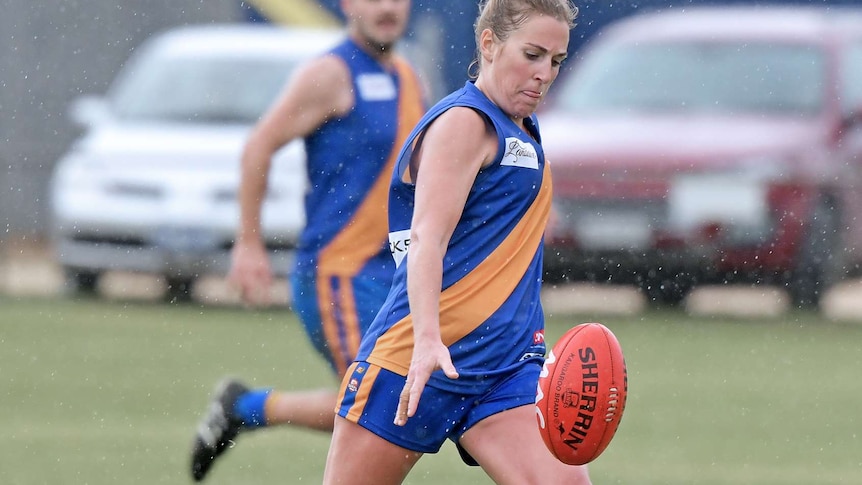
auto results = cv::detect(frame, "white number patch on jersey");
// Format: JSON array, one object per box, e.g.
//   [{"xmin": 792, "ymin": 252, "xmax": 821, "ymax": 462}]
[
  {"xmin": 357, "ymin": 73, "xmax": 397, "ymax": 101},
  {"xmin": 388, "ymin": 229, "xmax": 411, "ymax": 267}
]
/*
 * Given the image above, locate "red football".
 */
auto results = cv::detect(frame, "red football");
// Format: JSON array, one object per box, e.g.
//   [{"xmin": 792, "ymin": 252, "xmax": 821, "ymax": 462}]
[{"xmin": 535, "ymin": 323, "xmax": 628, "ymax": 465}]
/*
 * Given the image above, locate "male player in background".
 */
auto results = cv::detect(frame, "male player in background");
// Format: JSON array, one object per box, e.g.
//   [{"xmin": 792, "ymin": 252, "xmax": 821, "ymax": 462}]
[{"xmin": 189, "ymin": 0, "xmax": 425, "ymax": 480}]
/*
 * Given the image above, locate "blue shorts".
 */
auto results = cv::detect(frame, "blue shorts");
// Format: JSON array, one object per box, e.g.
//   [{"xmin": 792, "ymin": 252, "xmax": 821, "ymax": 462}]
[
  {"xmin": 335, "ymin": 360, "xmax": 541, "ymax": 453},
  {"xmin": 290, "ymin": 271, "xmax": 390, "ymax": 375}
]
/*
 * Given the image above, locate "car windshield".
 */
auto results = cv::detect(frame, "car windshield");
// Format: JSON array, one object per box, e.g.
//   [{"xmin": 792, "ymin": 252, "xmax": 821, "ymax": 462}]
[
  {"xmin": 558, "ymin": 41, "xmax": 826, "ymax": 115},
  {"xmin": 109, "ymin": 54, "xmax": 296, "ymax": 123}
]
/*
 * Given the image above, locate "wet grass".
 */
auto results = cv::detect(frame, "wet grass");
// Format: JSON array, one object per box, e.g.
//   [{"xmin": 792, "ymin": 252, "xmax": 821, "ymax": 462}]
[{"xmin": 1, "ymin": 296, "xmax": 860, "ymax": 484}]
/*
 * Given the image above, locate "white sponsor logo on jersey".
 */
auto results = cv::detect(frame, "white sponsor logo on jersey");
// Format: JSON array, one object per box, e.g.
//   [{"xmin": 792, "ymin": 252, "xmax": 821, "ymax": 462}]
[
  {"xmin": 500, "ymin": 137, "xmax": 539, "ymax": 170},
  {"xmin": 357, "ymin": 73, "xmax": 397, "ymax": 101},
  {"xmin": 388, "ymin": 229, "xmax": 411, "ymax": 267}
]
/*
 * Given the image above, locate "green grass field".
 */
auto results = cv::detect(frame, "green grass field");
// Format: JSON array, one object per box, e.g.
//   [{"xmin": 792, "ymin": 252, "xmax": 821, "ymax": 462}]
[{"xmin": 2, "ymin": 295, "xmax": 860, "ymax": 484}]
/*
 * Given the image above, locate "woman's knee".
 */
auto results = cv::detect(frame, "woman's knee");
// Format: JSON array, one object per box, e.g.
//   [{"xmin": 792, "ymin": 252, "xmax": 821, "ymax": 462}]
[{"xmin": 324, "ymin": 418, "xmax": 422, "ymax": 485}]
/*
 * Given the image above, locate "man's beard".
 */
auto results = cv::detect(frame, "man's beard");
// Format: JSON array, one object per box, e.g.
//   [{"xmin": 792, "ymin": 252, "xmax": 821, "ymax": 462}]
[{"xmin": 366, "ymin": 39, "xmax": 396, "ymax": 54}]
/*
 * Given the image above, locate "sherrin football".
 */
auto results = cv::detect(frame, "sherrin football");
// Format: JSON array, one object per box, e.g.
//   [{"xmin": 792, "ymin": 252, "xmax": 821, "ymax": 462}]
[{"xmin": 535, "ymin": 323, "xmax": 628, "ymax": 465}]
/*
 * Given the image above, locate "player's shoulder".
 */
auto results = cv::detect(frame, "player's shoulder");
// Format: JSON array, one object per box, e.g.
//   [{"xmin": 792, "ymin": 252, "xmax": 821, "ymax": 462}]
[
  {"xmin": 436, "ymin": 105, "xmax": 490, "ymax": 130},
  {"xmin": 420, "ymin": 106, "xmax": 497, "ymax": 168},
  {"xmin": 295, "ymin": 53, "xmax": 351, "ymax": 91},
  {"xmin": 428, "ymin": 106, "xmax": 496, "ymax": 147}
]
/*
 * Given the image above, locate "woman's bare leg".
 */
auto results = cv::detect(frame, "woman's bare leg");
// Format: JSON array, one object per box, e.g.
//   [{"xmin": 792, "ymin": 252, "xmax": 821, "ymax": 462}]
[
  {"xmin": 459, "ymin": 405, "xmax": 592, "ymax": 485},
  {"xmin": 323, "ymin": 416, "xmax": 423, "ymax": 485}
]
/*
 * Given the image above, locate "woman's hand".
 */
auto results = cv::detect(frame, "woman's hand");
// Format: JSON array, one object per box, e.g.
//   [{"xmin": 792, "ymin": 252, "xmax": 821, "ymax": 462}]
[{"xmin": 394, "ymin": 339, "xmax": 459, "ymax": 426}]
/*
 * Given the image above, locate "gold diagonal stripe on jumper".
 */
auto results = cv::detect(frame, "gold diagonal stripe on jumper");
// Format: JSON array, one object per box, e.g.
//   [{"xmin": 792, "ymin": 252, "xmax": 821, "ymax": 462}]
[{"xmin": 368, "ymin": 163, "xmax": 553, "ymax": 375}]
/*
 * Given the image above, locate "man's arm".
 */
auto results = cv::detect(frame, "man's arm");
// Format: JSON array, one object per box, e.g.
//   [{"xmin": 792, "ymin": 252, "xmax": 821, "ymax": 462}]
[{"xmin": 229, "ymin": 54, "xmax": 353, "ymax": 305}]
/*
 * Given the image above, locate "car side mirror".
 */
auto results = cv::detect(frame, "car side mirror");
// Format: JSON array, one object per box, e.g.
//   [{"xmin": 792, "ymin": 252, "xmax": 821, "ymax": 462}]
[{"xmin": 68, "ymin": 95, "xmax": 112, "ymax": 128}]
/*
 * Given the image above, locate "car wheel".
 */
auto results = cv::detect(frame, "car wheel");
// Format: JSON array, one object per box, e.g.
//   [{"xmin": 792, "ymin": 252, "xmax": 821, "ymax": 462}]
[
  {"xmin": 64, "ymin": 268, "xmax": 100, "ymax": 295},
  {"xmin": 787, "ymin": 196, "xmax": 844, "ymax": 309},
  {"xmin": 165, "ymin": 277, "xmax": 195, "ymax": 304}
]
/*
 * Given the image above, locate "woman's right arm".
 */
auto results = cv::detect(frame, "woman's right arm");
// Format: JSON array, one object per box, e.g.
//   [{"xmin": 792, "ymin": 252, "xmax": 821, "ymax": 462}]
[{"xmin": 395, "ymin": 106, "xmax": 497, "ymax": 425}]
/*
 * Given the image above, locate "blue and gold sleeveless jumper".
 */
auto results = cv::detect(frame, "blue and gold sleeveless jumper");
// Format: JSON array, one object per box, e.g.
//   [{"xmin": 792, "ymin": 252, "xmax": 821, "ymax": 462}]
[
  {"xmin": 292, "ymin": 38, "xmax": 425, "ymax": 376},
  {"xmin": 334, "ymin": 82, "xmax": 552, "ymax": 450}
]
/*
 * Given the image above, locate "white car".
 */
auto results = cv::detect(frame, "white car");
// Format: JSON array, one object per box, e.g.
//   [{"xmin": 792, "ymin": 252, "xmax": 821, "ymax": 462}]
[{"xmin": 49, "ymin": 24, "xmax": 341, "ymax": 300}]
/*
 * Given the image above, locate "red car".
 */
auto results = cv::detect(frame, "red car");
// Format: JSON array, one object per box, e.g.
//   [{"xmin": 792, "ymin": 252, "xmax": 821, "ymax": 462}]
[{"xmin": 540, "ymin": 6, "xmax": 862, "ymax": 307}]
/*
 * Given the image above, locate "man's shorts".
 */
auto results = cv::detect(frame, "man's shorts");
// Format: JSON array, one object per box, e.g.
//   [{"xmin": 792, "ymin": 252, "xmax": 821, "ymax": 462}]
[
  {"xmin": 335, "ymin": 360, "xmax": 541, "ymax": 454},
  {"xmin": 290, "ymin": 271, "xmax": 390, "ymax": 374}
]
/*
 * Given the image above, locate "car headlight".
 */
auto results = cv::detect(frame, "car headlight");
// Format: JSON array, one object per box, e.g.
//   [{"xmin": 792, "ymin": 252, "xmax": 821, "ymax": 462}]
[
  {"xmin": 50, "ymin": 152, "xmax": 108, "ymax": 212},
  {"xmin": 53, "ymin": 151, "xmax": 105, "ymax": 183}
]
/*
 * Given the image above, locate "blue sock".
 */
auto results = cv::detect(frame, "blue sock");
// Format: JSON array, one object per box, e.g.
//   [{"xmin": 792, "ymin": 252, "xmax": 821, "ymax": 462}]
[{"xmin": 233, "ymin": 388, "xmax": 272, "ymax": 428}]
